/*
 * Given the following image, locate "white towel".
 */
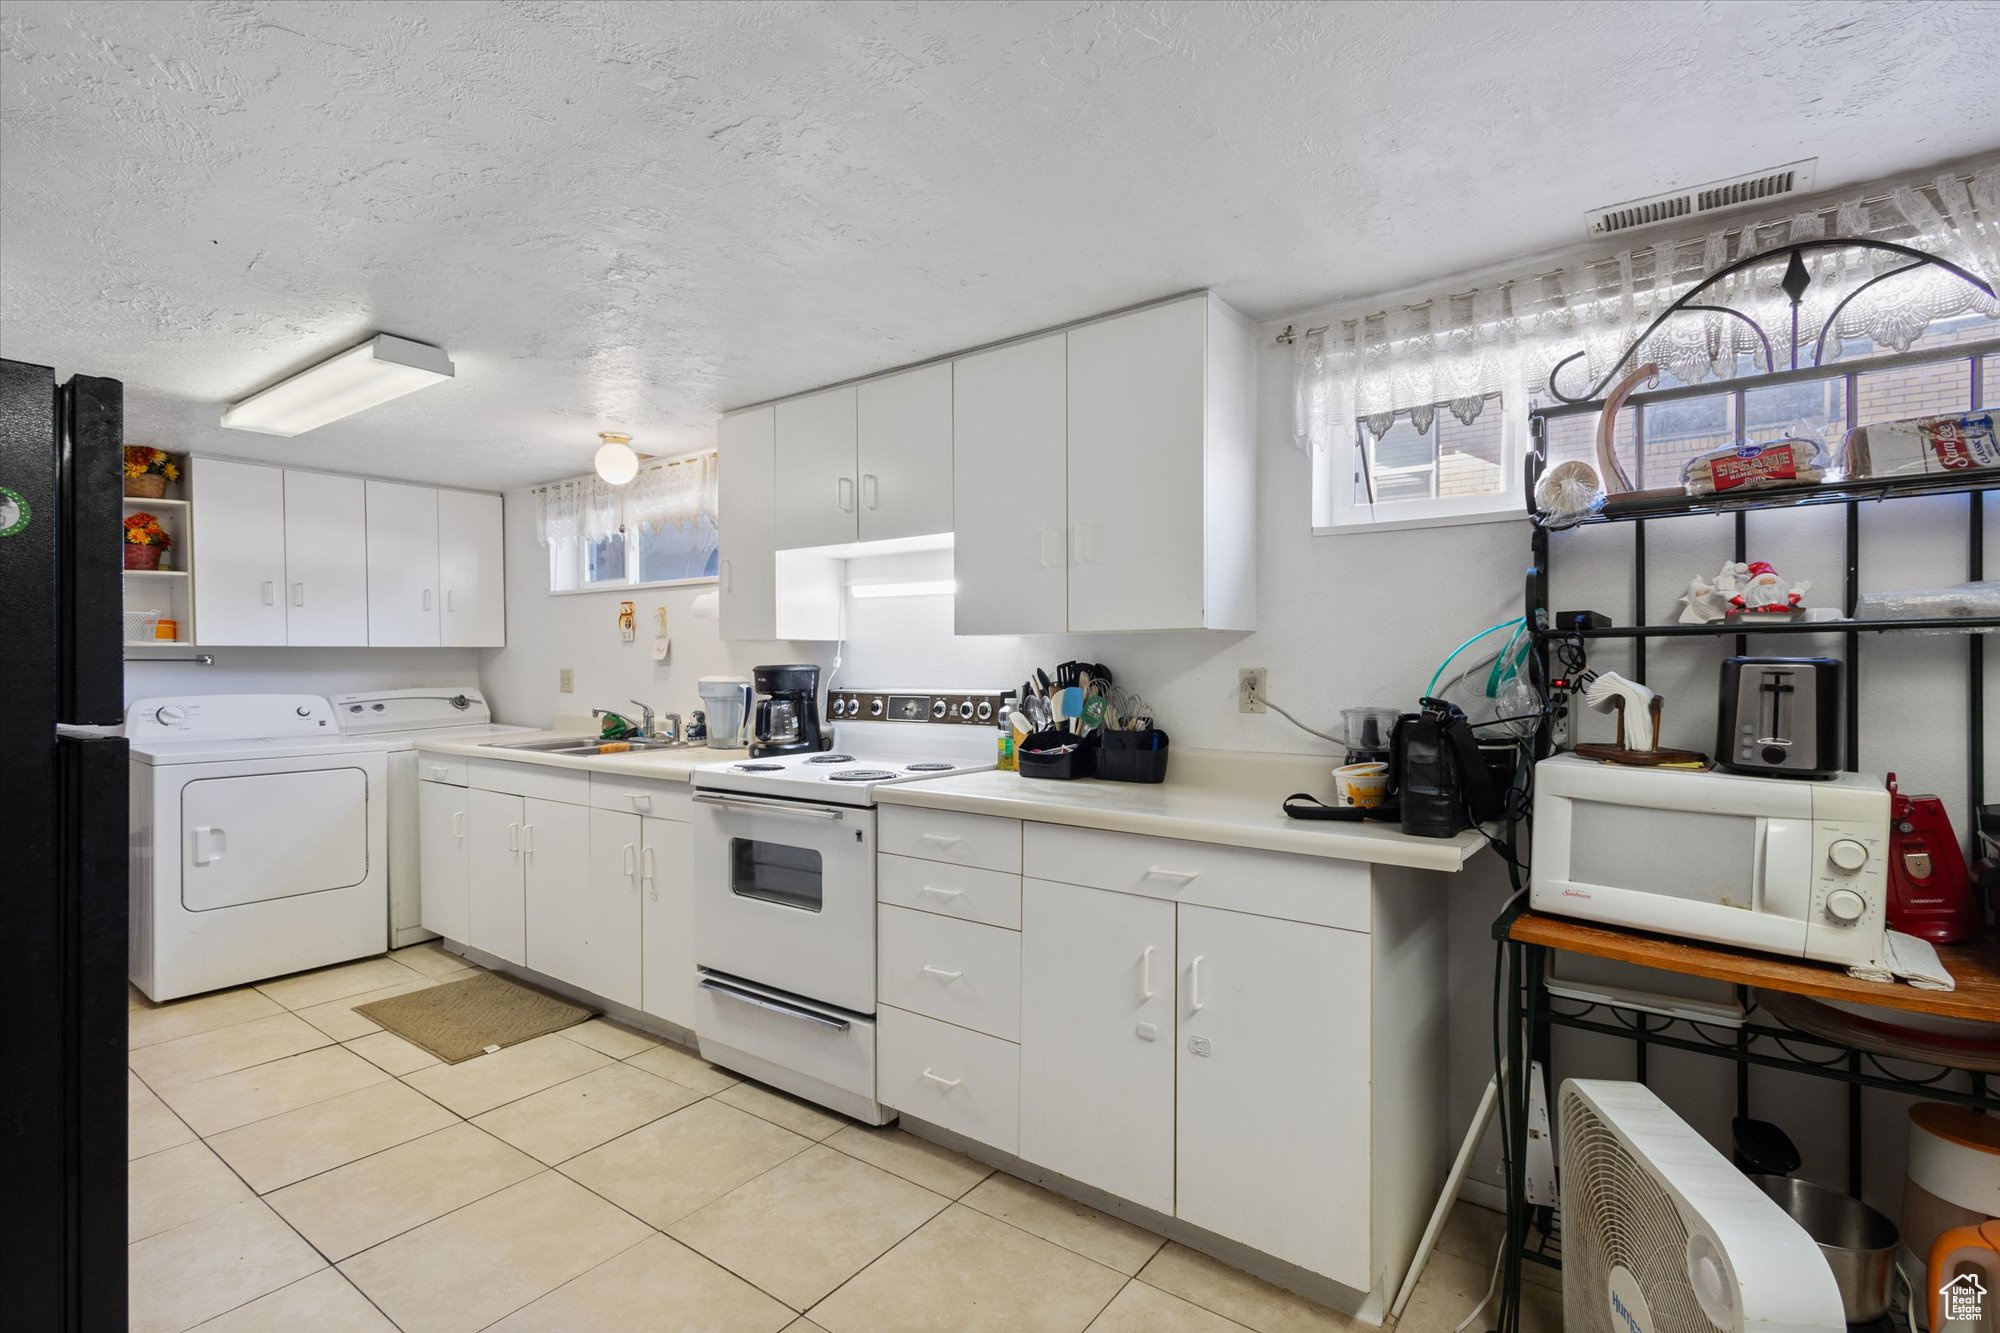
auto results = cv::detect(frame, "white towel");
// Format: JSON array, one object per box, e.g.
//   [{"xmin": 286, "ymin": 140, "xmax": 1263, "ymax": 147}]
[{"xmin": 1847, "ymin": 930, "xmax": 1956, "ymax": 991}]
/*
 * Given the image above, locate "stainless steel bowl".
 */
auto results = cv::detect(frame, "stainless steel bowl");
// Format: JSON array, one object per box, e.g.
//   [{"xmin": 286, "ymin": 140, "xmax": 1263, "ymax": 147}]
[{"xmin": 1750, "ymin": 1175, "xmax": 1900, "ymax": 1323}]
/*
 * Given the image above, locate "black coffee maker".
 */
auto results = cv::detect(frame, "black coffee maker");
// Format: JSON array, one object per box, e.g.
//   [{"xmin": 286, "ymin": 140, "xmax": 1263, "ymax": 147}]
[{"xmin": 750, "ymin": 664, "xmax": 828, "ymax": 757}]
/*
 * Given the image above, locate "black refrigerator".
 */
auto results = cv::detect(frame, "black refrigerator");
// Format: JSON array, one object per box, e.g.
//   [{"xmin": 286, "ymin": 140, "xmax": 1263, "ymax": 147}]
[{"xmin": 1, "ymin": 358, "xmax": 128, "ymax": 1332}]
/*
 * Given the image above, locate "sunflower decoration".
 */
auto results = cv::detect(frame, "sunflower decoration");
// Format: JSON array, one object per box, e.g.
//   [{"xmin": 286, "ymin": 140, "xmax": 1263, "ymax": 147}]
[
  {"xmin": 124, "ymin": 446, "xmax": 181, "ymax": 482},
  {"xmin": 124, "ymin": 513, "xmax": 172, "ymax": 547}
]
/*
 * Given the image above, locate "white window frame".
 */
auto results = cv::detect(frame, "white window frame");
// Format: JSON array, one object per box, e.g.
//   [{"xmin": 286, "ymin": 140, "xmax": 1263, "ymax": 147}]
[
  {"xmin": 543, "ymin": 458, "xmax": 720, "ymax": 596},
  {"xmin": 1314, "ymin": 394, "xmax": 1529, "ymax": 534}
]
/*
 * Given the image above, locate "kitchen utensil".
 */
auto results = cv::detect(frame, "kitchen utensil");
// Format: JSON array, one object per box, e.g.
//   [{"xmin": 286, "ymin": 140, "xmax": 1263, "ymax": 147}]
[
  {"xmin": 1099, "ymin": 728, "xmax": 1169, "ymax": 783},
  {"xmin": 1339, "ymin": 707, "xmax": 1401, "ymax": 765},
  {"xmin": 1749, "ymin": 1175, "xmax": 1899, "ymax": 1324},
  {"xmin": 1886, "ymin": 773, "xmax": 1980, "ymax": 944},
  {"xmin": 1056, "ymin": 686, "xmax": 1083, "ymax": 724},
  {"xmin": 1718, "ymin": 656, "xmax": 1842, "ymax": 778}
]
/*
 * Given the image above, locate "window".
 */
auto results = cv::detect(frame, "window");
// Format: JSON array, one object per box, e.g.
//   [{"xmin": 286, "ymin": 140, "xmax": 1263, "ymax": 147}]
[
  {"xmin": 539, "ymin": 452, "xmax": 719, "ymax": 593},
  {"xmin": 1328, "ymin": 393, "xmax": 1526, "ymax": 530}
]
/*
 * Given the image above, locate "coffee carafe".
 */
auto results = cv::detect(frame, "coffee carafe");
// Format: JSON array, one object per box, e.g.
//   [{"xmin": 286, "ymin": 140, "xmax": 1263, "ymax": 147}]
[{"xmin": 750, "ymin": 663, "xmax": 828, "ymax": 757}]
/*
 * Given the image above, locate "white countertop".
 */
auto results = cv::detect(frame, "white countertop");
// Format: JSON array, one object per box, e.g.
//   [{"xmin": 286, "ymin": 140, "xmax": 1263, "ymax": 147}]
[
  {"xmin": 873, "ymin": 752, "xmax": 1488, "ymax": 872},
  {"xmin": 414, "ymin": 729, "xmax": 746, "ymax": 781}
]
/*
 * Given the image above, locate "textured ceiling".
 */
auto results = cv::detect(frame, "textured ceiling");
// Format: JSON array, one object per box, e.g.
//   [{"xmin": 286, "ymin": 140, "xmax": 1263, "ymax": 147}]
[{"xmin": 5, "ymin": 0, "xmax": 1999, "ymax": 488}]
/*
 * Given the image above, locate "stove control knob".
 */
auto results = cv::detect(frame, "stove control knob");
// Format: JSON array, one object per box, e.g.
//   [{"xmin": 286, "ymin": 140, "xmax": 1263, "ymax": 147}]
[
  {"xmin": 154, "ymin": 704, "xmax": 187, "ymax": 725},
  {"xmin": 868, "ymin": 698, "xmax": 884, "ymax": 718},
  {"xmin": 931, "ymin": 699, "xmax": 948, "ymax": 719},
  {"xmin": 831, "ymin": 697, "xmax": 847, "ymax": 718},
  {"xmin": 1824, "ymin": 888, "xmax": 1867, "ymax": 923},
  {"xmin": 976, "ymin": 700, "xmax": 993, "ymax": 722},
  {"xmin": 957, "ymin": 700, "xmax": 975, "ymax": 720},
  {"xmin": 1827, "ymin": 838, "xmax": 1870, "ymax": 872}
]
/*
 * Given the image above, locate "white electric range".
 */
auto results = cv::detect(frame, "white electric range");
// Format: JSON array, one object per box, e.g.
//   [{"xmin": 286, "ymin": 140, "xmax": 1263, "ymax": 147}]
[{"xmin": 689, "ymin": 687, "xmax": 1011, "ymax": 1124}]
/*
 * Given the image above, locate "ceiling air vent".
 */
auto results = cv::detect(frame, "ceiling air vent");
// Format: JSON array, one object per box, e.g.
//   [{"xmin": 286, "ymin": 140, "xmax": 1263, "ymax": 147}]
[{"xmin": 1586, "ymin": 158, "xmax": 1818, "ymax": 238}]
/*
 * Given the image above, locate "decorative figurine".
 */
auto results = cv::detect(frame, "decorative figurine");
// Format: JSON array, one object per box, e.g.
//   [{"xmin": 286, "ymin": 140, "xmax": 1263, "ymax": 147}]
[
  {"xmin": 1728, "ymin": 561, "xmax": 1811, "ymax": 617},
  {"xmin": 1678, "ymin": 561, "xmax": 1744, "ymax": 623}
]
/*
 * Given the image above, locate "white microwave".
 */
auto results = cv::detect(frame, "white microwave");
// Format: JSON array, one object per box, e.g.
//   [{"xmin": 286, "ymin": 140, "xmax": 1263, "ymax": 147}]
[{"xmin": 1531, "ymin": 755, "xmax": 1889, "ymax": 969}]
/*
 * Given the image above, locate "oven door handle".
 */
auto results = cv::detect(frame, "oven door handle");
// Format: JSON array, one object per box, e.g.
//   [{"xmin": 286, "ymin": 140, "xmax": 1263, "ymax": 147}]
[
  {"xmin": 692, "ymin": 792, "xmax": 845, "ymax": 821},
  {"xmin": 699, "ymin": 977, "xmax": 851, "ymax": 1031}
]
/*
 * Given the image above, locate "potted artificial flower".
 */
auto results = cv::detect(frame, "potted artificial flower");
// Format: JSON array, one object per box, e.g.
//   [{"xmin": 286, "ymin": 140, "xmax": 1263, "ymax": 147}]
[
  {"xmin": 123, "ymin": 446, "xmax": 180, "ymax": 498},
  {"xmin": 124, "ymin": 512, "xmax": 172, "ymax": 570}
]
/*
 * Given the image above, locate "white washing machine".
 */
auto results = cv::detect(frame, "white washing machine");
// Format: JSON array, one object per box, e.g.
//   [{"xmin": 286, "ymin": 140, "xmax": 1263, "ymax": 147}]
[
  {"xmin": 128, "ymin": 694, "xmax": 391, "ymax": 1001},
  {"xmin": 331, "ymin": 688, "xmax": 534, "ymax": 947}
]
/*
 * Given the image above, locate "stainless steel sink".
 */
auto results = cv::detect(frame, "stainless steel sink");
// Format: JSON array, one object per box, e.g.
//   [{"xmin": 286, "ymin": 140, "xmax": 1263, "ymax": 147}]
[{"xmin": 484, "ymin": 735, "xmax": 698, "ymax": 756}]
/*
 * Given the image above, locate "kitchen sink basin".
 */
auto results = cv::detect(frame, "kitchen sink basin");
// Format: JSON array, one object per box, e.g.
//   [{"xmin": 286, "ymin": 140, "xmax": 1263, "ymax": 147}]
[{"xmin": 484, "ymin": 735, "xmax": 698, "ymax": 755}]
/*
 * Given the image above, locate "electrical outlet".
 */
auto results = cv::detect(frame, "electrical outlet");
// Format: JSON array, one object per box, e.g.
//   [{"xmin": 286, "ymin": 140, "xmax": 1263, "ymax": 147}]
[
  {"xmin": 1238, "ymin": 667, "xmax": 1267, "ymax": 714},
  {"xmin": 559, "ymin": 668, "xmax": 574, "ymax": 694}
]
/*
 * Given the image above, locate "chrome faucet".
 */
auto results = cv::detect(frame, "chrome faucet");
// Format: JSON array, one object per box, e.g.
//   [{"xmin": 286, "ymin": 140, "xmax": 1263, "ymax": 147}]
[
  {"xmin": 658, "ymin": 712, "xmax": 683, "ymax": 744},
  {"xmin": 628, "ymin": 699, "xmax": 656, "ymax": 737}
]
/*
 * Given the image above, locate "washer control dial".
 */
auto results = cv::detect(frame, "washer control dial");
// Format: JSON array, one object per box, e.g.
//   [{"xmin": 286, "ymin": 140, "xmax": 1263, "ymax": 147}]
[
  {"xmin": 1824, "ymin": 888, "xmax": 1867, "ymax": 923},
  {"xmin": 154, "ymin": 704, "xmax": 187, "ymax": 725},
  {"xmin": 1827, "ymin": 838, "xmax": 1870, "ymax": 872}
]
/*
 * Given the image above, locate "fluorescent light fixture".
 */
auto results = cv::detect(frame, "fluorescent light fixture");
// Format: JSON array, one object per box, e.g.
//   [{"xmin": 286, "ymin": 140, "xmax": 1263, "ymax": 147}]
[
  {"xmin": 848, "ymin": 579, "xmax": 957, "ymax": 599},
  {"xmin": 221, "ymin": 334, "xmax": 454, "ymax": 436}
]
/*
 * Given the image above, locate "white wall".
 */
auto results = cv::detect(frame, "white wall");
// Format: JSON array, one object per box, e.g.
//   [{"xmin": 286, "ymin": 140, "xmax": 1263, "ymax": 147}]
[
  {"xmin": 477, "ymin": 324, "xmax": 1996, "ymax": 1222},
  {"xmin": 125, "ymin": 647, "xmax": 481, "ymax": 707}
]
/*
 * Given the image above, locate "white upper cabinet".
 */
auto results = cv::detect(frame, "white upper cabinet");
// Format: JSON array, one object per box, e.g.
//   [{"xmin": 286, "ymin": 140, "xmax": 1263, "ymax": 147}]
[
  {"xmin": 718, "ymin": 405, "xmax": 778, "ymax": 641},
  {"xmin": 437, "ymin": 489, "xmax": 505, "ymax": 647},
  {"xmin": 857, "ymin": 362, "xmax": 953, "ymax": 542},
  {"xmin": 774, "ymin": 385, "xmax": 859, "ymax": 550},
  {"xmin": 281, "ymin": 470, "xmax": 369, "ymax": 646},
  {"xmin": 190, "ymin": 457, "xmax": 288, "ymax": 645},
  {"xmin": 954, "ymin": 334, "xmax": 1067, "ymax": 635},
  {"xmin": 365, "ymin": 480, "xmax": 440, "ymax": 647},
  {"xmin": 1066, "ymin": 294, "xmax": 1254, "ymax": 633}
]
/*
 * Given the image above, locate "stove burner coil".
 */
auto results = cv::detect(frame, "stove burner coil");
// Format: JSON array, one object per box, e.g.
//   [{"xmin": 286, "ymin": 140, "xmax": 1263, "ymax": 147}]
[
  {"xmin": 826, "ymin": 768, "xmax": 897, "ymax": 782},
  {"xmin": 903, "ymin": 762, "xmax": 956, "ymax": 772},
  {"xmin": 804, "ymin": 754, "xmax": 856, "ymax": 764}
]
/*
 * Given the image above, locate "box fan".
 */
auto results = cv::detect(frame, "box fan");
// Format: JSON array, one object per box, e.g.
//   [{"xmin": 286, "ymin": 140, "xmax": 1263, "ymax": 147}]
[{"xmin": 1558, "ymin": 1080, "xmax": 1844, "ymax": 1333}]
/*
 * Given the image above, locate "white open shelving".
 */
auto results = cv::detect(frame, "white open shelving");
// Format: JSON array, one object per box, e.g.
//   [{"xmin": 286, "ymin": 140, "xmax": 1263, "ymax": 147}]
[{"xmin": 123, "ymin": 486, "xmax": 194, "ymax": 647}]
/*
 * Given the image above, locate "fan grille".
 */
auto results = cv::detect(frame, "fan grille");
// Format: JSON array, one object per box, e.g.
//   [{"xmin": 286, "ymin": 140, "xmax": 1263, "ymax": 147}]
[{"xmin": 1558, "ymin": 1094, "xmax": 1724, "ymax": 1333}]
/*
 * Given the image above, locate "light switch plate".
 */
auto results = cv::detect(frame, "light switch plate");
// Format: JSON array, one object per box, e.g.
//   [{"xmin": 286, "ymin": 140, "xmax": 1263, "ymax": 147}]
[{"xmin": 559, "ymin": 668, "xmax": 574, "ymax": 694}]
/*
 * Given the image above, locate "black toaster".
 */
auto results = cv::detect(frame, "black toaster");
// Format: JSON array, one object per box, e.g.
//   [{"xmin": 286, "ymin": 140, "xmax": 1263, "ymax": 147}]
[{"xmin": 1717, "ymin": 656, "xmax": 1842, "ymax": 779}]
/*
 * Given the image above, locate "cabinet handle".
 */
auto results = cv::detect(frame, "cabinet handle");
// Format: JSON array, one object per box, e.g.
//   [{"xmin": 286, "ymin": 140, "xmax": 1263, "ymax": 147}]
[
  {"xmin": 719, "ymin": 558, "xmax": 733, "ymax": 592},
  {"xmin": 917, "ymin": 832, "xmax": 963, "ymax": 848},
  {"xmin": 920, "ymin": 964, "xmax": 963, "ymax": 982},
  {"xmin": 423, "ymin": 588, "xmax": 433, "ymax": 611},
  {"xmin": 260, "ymin": 579, "xmax": 275, "ymax": 605},
  {"xmin": 861, "ymin": 473, "xmax": 878, "ymax": 510},
  {"xmin": 1145, "ymin": 866, "xmax": 1200, "ymax": 884},
  {"xmin": 452, "ymin": 811, "xmax": 465, "ymax": 839},
  {"xmin": 430, "ymin": 765, "xmax": 451, "ymax": 780},
  {"xmin": 1190, "ymin": 955, "xmax": 1206, "ymax": 1012},
  {"xmin": 918, "ymin": 884, "xmax": 964, "ymax": 900},
  {"xmin": 447, "ymin": 589, "xmax": 457, "ymax": 612},
  {"xmin": 506, "ymin": 821, "xmax": 520, "ymax": 853},
  {"xmin": 523, "ymin": 823, "xmax": 535, "ymax": 855},
  {"xmin": 1039, "ymin": 523, "xmax": 1064, "ymax": 569},
  {"xmin": 623, "ymin": 842, "xmax": 637, "ymax": 883},
  {"xmin": 1141, "ymin": 944, "xmax": 1155, "ymax": 1001},
  {"xmin": 837, "ymin": 477, "xmax": 855, "ymax": 513},
  {"xmin": 191, "ymin": 825, "xmax": 226, "ymax": 866},
  {"xmin": 642, "ymin": 844, "xmax": 657, "ymax": 902},
  {"xmin": 1072, "ymin": 521, "xmax": 1093, "ymax": 565},
  {"xmin": 292, "ymin": 581, "xmax": 305, "ymax": 606},
  {"xmin": 920, "ymin": 1068, "xmax": 962, "ymax": 1091},
  {"xmin": 626, "ymin": 792, "xmax": 652, "ymax": 811}
]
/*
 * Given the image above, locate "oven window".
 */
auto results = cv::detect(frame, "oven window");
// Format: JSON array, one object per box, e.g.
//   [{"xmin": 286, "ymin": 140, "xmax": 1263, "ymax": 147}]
[
  {"xmin": 1570, "ymin": 803, "xmax": 1757, "ymax": 910},
  {"xmin": 729, "ymin": 838, "xmax": 823, "ymax": 912}
]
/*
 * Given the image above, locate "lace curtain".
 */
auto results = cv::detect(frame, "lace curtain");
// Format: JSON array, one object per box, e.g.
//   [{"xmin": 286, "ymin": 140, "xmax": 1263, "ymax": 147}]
[
  {"xmin": 533, "ymin": 452, "xmax": 719, "ymax": 576},
  {"xmin": 1293, "ymin": 161, "xmax": 2000, "ymax": 455}
]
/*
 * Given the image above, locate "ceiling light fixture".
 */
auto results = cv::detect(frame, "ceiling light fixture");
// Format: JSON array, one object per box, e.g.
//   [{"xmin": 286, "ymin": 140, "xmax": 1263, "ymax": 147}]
[
  {"xmin": 594, "ymin": 431, "xmax": 640, "ymax": 485},
  {"xmin": 220, "ymin": 334, "xmax": 454, "ymax": 437}
]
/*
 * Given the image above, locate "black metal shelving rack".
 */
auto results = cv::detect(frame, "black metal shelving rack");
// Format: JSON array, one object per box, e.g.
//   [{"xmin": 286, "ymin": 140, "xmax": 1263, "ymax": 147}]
[{"xmin": 1491, "ymin": 240, "xmax": 1999, "ymax": 1333}]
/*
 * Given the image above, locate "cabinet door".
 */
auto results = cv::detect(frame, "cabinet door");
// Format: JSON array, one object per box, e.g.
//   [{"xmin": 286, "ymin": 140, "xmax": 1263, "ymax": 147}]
[
  {"xmin": 437, "ymin": 489, "xmax": 505, "ymax": 647},
  {"xmin": 282, "ymin": 470, "xmax": 370, "ymax": 645},
  {"xmin": 774, "ymin": 385, "xmax": 857, "ymax": 550},
  {"xmin": 1177, "ymin": 905, "xmax": 1371, "ymax": 1286},
  {"xmin": 418, "ymin": 781, "xmax": 470, "ymax": 942},
  {"xmin": 857, "ymin": 363, "xmax": 952, "ymax": 542},
  {"xmin": 523, "ymin": 798, "xmax": 592, "ymax": 986},
  {"xmin": 953, "ymin": 335, "xmax": 1067, "ymax": 635},
  {"xmin": 1019, "ymin": 878, "xmax": 1175, "ymax": 1214},
  {"xmin": 717, "ymin": 406, "xmax": 777, "ymax": 641},
  {"xmin": 467, "ymin": 789, "xmax": 526, "ymax": 964},
  {"xmin": 365, "ymin": 481, "xmax": 440, "ymax": 646},
  {"xmin": 639, "ymin": 818, "xmax": 694, "ymax": 1030},
  {"xmin": 586, "ymin": 808, "xmax": 643, "ymax": 1009},
  {"xmin": 1066, "ymin": 297, "xmax": 1207, "ymax": 632},
  {"xmin": 190, "ymin": 457, "xmax": 288, "ymax": 645}
]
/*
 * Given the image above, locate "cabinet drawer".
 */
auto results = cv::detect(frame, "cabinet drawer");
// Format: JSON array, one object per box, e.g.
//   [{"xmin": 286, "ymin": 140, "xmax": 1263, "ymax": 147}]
[
  {"xmin": 590, "ymin": 774, "xmax": 693, "ymax": 822},
  {"xmin": 1024, "ymin": 823, "xmax": 1369, "ymax": 933},
  {"xmin": 879, "ymin": 806, "xmax": 1021, "ymax": 873},
  {"xmin": 878, "ymin": 1005, "xmax": 1019, "ymax": 1155},
  {"xmin": 467, "ymin": 757, "xmax": 592, "ymax": 805},
  {"xmin": 415, "ymin": 755, "xmax": 470, "ymax": 786},
  {"xmin": 878, "ymin": 854, "xmax": 1021, "ymax": 930},
  {"xmin": 878, "ymin": 905, "xmax": 1021, "ymax": 1041}
]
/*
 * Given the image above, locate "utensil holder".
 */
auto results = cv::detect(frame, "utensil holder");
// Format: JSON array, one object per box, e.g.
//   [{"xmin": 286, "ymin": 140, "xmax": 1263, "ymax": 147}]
[
  {"xmin": 1098, "ymin": 728, "xmax": 1169, "ymax": 783},
  {"xmin": 1018, "ymin": 730, "xmax": 1097, "ymax": 780}
]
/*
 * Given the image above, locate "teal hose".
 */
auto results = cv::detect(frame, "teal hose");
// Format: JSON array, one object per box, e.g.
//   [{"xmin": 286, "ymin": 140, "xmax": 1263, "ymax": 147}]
[{"xmin": 1427, "ymin": 617, "xmax": 1526, "ymax": 699}]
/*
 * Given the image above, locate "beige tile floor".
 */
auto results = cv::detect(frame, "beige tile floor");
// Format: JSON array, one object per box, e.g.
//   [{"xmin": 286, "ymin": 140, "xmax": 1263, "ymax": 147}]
[{"xmin": 128, "ymin": 945, "xmax": 1553, "ymax": 1333}]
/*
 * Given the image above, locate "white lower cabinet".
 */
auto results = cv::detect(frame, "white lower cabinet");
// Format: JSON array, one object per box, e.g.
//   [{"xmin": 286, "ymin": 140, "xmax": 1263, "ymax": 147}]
[
  {"xmin": 878, "ymin": 1006, "xmax": 1019, "ymax": 1155},
  {"xmin": 1018, "ymin": 878, "xmax": 1176, "ymax": 1216},
  {"xmin": 466, "ymin": 789, "xmax": 526, "ymax": 964},
  {"xmin": 1177, "ymin": 904, "xmax": 1371, "ymax": 1288},
  {"xmin": 522, "ymin": 798, "xmax": 592, "ymax": 982},
  {"xmin": 584, "ymin": 810, "xmax": 644, "ymax": 1010},
  {"xmin": 639, "ymin": 816, "xmax": 694, "ymax": 1030},
  {"xmin": 417, "ymin": 780, "xmax": 470, "ymax": 942}
]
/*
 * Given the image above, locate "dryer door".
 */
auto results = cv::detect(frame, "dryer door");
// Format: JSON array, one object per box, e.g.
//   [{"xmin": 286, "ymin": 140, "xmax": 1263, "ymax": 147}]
[{"xmin": 182, "ymin": 767, "xmax": 370, "ymax": 909}]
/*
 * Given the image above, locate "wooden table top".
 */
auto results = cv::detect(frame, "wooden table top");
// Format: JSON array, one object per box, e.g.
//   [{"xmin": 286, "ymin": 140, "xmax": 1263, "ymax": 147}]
[{"xmin": 1504, "ymin": 910, "xmax": 2000, "ymax": 1025}]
